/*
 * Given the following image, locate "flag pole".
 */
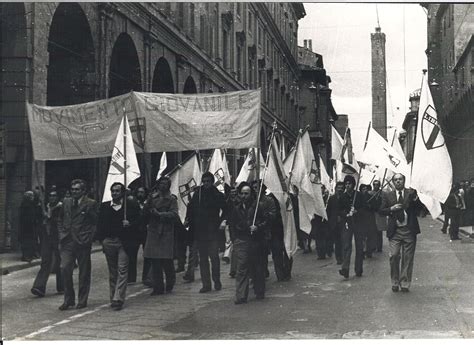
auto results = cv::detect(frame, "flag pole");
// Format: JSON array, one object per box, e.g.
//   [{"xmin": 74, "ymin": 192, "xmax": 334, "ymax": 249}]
[
  {"xmin": 252, "ymin": 121, "xmax": 277, "ymax": 226},
  {"xmin": 287, "ymin": 129, "xmax": 303, "ymax": 190},
  {"xmin": 352, "ymin": 121, "xmax": 372, "ymax": 207},
  {"xmin": 380, "ymin": 129, "xmax": 398, "ymax": 189},
  {"xmin": 123, "ymin": 113, "xmax": 128, "ymax": 222},
  {"xmin": 410, "ymin": 70, "xmax": 426, "ymax": 178}
]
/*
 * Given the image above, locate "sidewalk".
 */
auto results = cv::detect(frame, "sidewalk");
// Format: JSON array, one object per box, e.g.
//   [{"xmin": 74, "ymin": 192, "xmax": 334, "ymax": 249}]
[
  {"xmin": 1, "ymin": 243, "xmax": 102, "ymax": 275},
  {"xmin": 437, "ymin": 214, "xmax": 474, "ymax": 238}
]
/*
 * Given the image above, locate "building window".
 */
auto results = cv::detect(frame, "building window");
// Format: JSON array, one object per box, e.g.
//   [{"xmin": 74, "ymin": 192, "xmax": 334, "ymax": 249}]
[
  {"xmin": 237, "ymin": 46, "xmax": 242, "ymax": 82},
  {"xmin": 248, "ymin": 57, "xmax": 254, "ymax": 89},
  {"xmin": 200, "ymin": 15, "xmax": 206, "ymax": 50},
  {"xmin": 248, "ymin": 11, "xmax": 253, "ymax": 34},
  {"xmin": 223, "ymin": 29, "xmax": 229, "ymax": 69},
  {"xmin": 190, "ymin": 4, "xmax": 195, "ymax": 39},
  {"xmin": 177, "ymin": 3, "xmax": 184, "ymax": 27},
  {"xmin": 237, "ymin": 3, "xmax": 241, "ymax": 17}
]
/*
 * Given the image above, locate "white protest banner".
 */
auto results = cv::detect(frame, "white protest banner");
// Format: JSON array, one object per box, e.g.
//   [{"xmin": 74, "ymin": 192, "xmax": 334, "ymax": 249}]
[
  {"xmin": 27, "ymin": 90, "xmax": 261, "ymax": 161},
  {"xmin": 133, "ymin": 90, "xmax": 260, "ymax": 152}
]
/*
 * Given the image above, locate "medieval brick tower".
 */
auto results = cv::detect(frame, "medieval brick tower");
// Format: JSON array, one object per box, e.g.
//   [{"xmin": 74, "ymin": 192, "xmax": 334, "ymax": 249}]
[{"xmin": 371, "ymin": 26, "xmax": 387, "ymax": 139}]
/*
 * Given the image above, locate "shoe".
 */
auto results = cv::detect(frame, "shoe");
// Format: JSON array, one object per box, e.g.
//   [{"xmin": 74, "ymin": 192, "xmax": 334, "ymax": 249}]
[
  {"xmin": 175, "ymin": 266, "xmax": 185, "ymax": 273},
  {"xmin": 76, "ymin": 303, "xmax": 87, "ymax": 309},
  {"xmin": 222, "ymin": 257, "xmax": 230, "ymax": 264},
  {"xmin": 365, "ymin": 253, "xmax": 373, "ymax": 259},
  {"xmin": 255, "ymin": 294, "xmax": 265, "ymax": 300},
  {"xmin": 392, "ymin": 286, "xmax": 399, "ymax": 292},
  {"xmin": 452, "ymin": 237, "xmax": 461, "ymax": 240},
  {"xmin": 229, "ymin": 272, "xmax": 236, "ymax": 278},
  {"xmin": 150, "ymin": 290, "xmax": 164, "ymax": 296},
  {"xmin": 58, "ymin": 302, "xmax": 75, "ymax": 311},
  {"xmin": 441, "ymin": 229, "xmax": 447, "ymax": 234},
  {"xmin": 199, "ymin": 287, "xmax": 212, "ymax": 293},
  {"xmin": 234, "ymin": 299, "xmax": 247, "ymax": 305},
  {"xmin": 327, "ymin": 252, "xmax": 333, "ymax": 258},
  {"xmin": 165, "ymin": 286, "xmax": 174, "ymax": 293},
  {"xmin": 31, "ymin": 287, "xmax": 45, "ymax": 297},
  {"xmin": 112, "ymin": 301, "xmax": 123, "ymax": 310},
  {"xmin": 214, "ymin": 282, "xmax": 222, "ymax": 291},
  {"xmin": 401, "ymin": 287, "xmax": 409, "ymax": 293},
  {"xmin": 339, "ymin": 269, "xmax": 349, "ymax": 279},
  {"xmin": 336, "ymin": 260, "xmax": 343, "ymax": 265},
  {"xmin": 355, "ymin": 272, "xmax": 363, "ymax": 277}
]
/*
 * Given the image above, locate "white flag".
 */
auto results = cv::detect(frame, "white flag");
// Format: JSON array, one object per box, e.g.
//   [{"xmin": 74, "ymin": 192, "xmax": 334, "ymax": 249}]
[
  {"xmin": 235, "ymin": 148, "xmax": 265, "ymax": 184},
  {"xmin": 102, "ymin": 115, "xmax": 141, "ymax": 203},
  {"xmin": 406, "ymin": 162, "xmax": 442, "ymax": 219},
  {"xmin": 359, "ymin": 127, "xmax": 407, "ymax": 174},
  {"xmin": 319, "ymin": 155, "xmax": 332, "ymax": 194},
  {"xmin": 156, "ymin": 152, "xmax": 168, "ymax": 180},
  {"xmin": 290, "ymin": 131, "xmax": 328, "ymax": 230},
  {"xmin": 265, "ymin": 137, "xmax": 297, "ymax": 258},
  {"xmin": 208, "ymin": 149, "xmax": 231, "ymax": 192},
  {"xmin": 331, "ymin": 125, "xmax": 344, "ymax": 161},
  {"xmin": 169, "ymin": 154, "xmax": 202, "ymax": 222},
  {"xmin": 411, "ymin": 73, "xmax": 452, "ymax": 203},
  {"xmin": 283, "ymin": 147, "xmax": 296, "ymax": 177}
]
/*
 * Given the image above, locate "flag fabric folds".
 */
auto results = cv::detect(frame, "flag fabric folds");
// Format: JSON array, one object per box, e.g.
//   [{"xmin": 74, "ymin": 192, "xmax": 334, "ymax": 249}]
[
  {"xmin": 411, "ymin": 73, "xmax": 452, "ymax": 203},
  {"xmin": 265, "ymin": 137, "xmax": 297, "ymax": 258},
  {"xmin": 331, "ymin": 125, "xmax": 344, "ymax": 161},
  {"xmin": 156, "ymin": 152, "xmax": 168, "ymax": 180},
  {"xmin": 340, "ymin": 128, "xmax": 359, "ymax": 174},
  {"xmin": 169, "ymin": 153, "xmax": 202, "ymax": 222},
  {"xmin": 102, "ymin": 115, "xmax": 141, "ymax": 202},
  {"xmin": 289, "ymin": 131, "xmax": 327, "ymax": 234},
  {"xmin": 208, "ymin": 149, "xmax": 231, "ymax": 192},
  {"xmin": 319, "ymin": 154, "xmax": 332, "ymax": 193},
  {"xmin": 359, "ymin": 127, "xmax": 408, "ymax": 174},
  {"xmin": 235, "ymin": 148, "xmax": 265, "ymax": 184}
]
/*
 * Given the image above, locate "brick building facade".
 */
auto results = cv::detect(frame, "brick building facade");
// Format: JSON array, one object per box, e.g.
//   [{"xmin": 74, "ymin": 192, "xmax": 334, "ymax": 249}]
[
  {"xmin": 423, "ymin": 4, "xmax": 474, "ymax": 181},
  {"xmin": 0, "ymin": 2, "xmax": 306, "ymax": 251}
]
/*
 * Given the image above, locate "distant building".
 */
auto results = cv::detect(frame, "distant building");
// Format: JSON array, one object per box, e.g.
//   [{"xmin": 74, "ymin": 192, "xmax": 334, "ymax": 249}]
[
  {"xmin": 401, "ymin": 89, "xmax": 421, "ymax": 162},
  {"xmin": 371, "ymin": 27, "xmax": 387, "ymax": 140},
  {"xmin": 297, "ymin": 39, "xmax": 338, "ymax": 169},
  {"xmin": 334, "ymin": 114, "xmax": 348, "ymax": 138},
  {"xmin": 422, "ymin": 4, "xmax": 474, "ymax": 180}
]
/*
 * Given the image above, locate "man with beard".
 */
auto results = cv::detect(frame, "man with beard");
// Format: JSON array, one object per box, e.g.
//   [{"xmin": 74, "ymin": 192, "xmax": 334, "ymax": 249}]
[{"xmin": 186, "ymin": 172, "xmax": 226, "ymax": 293}]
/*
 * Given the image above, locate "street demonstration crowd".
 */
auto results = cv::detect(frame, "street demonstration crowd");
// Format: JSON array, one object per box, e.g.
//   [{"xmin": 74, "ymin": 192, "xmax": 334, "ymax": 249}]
[{"xmin": 17, "ymin": 173, "xmax": 471, "ymax": 310}]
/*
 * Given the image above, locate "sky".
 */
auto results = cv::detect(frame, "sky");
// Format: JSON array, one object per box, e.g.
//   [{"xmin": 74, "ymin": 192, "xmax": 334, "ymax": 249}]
[{"xmin": 298, "ymin": 3, "xmax": 427, "ymax": 153}]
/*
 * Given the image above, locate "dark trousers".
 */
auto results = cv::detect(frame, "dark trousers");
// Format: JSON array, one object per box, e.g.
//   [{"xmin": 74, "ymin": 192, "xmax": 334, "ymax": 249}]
[
  {"xmin": 441, "ymin": 213, "xmax": 450, "ymax": 231},
  {"xmin": 59, "ymin": 239, "xmax": 92, "ymax": 306},
  {"xmin": 449, "ymin": 209, "xmax": 462, "ymax": 240},
  {"xmin": 376, "ymin": 231, "xmax": 383, "ymax": 251},
  {"xmin": 150, "ymin": 259, "xmax": 176, "ymax": 293},
  {"xmin": 197, "ymin": 239, "xmax": 221, "ymax": 288},
  {"xmin": 32, "ymin": 234, "xmax": 63, "ymax": 294},
  {"xmin": 151, "ymin": 258, "xmax": 176, "ymax": 293},
  {"xmin": 341, "ymin": 221, "xmax": 365, "ymax": 275},
  {"xmin": 183, "ymin": 242, "xmax": 199, "ymax": 280},
  {"xmin": 126, "ymin": 243, "xmax": 140, "ymax": 283},
  {"xmin": 229, "ymin": 243, "xmax": 237, "ymax": 276},
  {"xmin": 365, "ymin": 223, "xmax": 378, "ymax": 255},
  {"xmin": 330, "ymin": 223, "xmax": 344, "ymax": 262},
  {"xmin": 234, "ymin": 238, "xmax": 266, "ymax": 301},
  {"xmin": 270, "ymin": 236, "xmax": 292, "ymax": 281}
]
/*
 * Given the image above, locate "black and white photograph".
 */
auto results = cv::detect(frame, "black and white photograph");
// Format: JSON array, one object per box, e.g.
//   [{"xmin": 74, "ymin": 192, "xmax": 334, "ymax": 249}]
[{"xmin": 1, "ymin": 1, "xmax": 474, "ymax": 341}]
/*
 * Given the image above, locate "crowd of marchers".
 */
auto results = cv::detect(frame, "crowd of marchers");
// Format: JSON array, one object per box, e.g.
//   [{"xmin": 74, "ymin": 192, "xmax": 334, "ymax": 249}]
[{"xmin": 18, "ymin": 170, "xmax": 456, "ymax": 309}]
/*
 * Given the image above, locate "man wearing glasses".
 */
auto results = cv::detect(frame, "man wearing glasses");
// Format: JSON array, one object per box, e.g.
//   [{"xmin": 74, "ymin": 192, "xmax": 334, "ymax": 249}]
[{"xmin": 57, "ymin": 179, "xmax": 98, "ymax": 310}]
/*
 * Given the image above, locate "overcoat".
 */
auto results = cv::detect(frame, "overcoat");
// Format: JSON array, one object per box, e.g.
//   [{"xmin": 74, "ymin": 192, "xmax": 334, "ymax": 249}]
[{"xmin": 143, "ymin": 193, "xmax": 179, "ymax": 259}]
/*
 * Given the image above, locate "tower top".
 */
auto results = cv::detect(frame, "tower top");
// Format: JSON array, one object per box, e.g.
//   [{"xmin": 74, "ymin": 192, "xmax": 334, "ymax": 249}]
[{"xmin": 375, "ymin": 26, "xmax": 381, "ymax": 33}]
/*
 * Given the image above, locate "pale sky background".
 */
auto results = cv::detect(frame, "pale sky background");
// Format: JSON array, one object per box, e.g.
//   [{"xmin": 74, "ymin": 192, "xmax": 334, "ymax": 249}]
[{"xmin": 299, "ymin": 3, "xmax": 428, "ymax": 153}]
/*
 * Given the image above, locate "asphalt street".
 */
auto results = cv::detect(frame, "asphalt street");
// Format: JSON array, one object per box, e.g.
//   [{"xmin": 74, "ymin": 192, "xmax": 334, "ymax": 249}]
[{"xmin": 2, "ymin": 216, "xmax": 474, "ymax": 340}]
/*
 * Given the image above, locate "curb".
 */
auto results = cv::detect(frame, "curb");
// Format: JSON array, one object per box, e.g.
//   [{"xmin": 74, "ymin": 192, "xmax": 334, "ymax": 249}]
[
  {"xmin": 1, "ymin": 246, "xmax": 103, "ymax": 276},
  {"xmin": 436, "ymin": 217, "xmax": 474, "ymax": 239}
]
